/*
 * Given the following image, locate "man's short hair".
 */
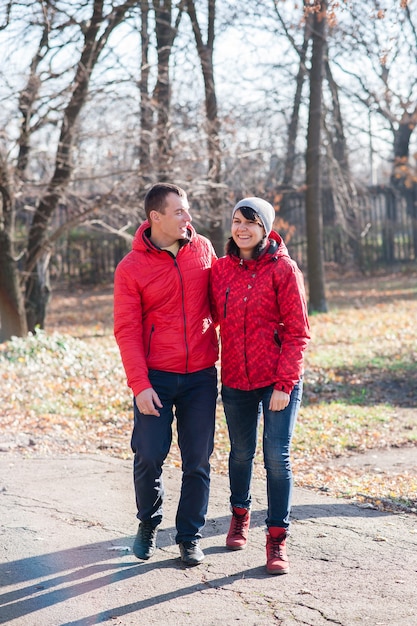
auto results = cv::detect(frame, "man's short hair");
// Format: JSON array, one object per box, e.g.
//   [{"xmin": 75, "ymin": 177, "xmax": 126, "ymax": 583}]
[{"xmin": 144, "ymin": 183, "xmax": 187, "ymax": 220}]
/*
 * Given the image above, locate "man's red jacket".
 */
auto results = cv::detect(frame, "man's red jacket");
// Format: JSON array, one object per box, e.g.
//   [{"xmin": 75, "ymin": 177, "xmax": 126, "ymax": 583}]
[{"xmin": 114, "ymin": 221, "xmax": 219, "ymax": 397}]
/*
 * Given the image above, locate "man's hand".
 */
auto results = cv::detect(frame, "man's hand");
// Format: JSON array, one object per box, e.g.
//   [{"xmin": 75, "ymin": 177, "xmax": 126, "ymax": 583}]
[
  {"xmin": 135, "ymin": 388, "xmax": 163, "ymax": 417},
  {"xmin": 269, "ymin": 389, "xmax": 290, "ymax": 412}
]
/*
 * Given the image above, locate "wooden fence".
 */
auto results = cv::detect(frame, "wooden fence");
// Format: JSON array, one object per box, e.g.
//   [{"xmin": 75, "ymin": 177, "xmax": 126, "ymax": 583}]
[
  {"xmin": 276, "ymin": 185, "xmax": 416, "ymax": 271},
  {"xmin": 50, "ymin": 232, "xmax": 130, "ymax": 284},
  {"xmin": 49, "ymin": 185, "xmax": 416, "ymax": 284}
]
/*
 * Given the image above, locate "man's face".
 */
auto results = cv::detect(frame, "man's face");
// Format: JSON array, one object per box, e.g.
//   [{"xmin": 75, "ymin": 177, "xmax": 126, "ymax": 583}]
[{"xmin": 152, "ymin": 192, "xmax": 192, "ymax": 246}]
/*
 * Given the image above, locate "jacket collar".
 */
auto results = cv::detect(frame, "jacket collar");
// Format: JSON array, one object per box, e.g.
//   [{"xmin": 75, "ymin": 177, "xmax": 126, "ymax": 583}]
[
  {"xmin": 132, "ymin": 220, "xmax": 194, "ymax": 253},
  {"xmin": 229, "ymin": 232, "xmax": 287, "ymax": 267}
]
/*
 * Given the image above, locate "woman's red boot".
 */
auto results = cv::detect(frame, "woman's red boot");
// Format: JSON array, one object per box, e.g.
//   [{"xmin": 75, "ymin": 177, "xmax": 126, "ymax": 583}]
[
  {"xmin": 266, "ymin": 527, "xmax": 289, "ymax": 574},
  {"xmin": 226, "ymin": 507, "xmax": 250, "ymax": 550}
]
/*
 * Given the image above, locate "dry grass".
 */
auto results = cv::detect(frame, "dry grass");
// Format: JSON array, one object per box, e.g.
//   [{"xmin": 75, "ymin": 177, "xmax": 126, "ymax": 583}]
[{"xmin": 1, "ymin": 268, "xmax": 416, "ymax": 514}]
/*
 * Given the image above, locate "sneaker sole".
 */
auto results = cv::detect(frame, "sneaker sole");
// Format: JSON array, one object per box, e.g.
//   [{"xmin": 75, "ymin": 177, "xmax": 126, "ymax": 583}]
[
  {"xmin": 266, "ymin": 566, "xmax": 289, "ymax": 575},
  {"xmin": 179, "ymin": 552, "xmax": 205, "ymax": 566},
  {"xmin": 226, "ymin": 542, "xmax": 247, "ymax": 551},
  {"xmin": 180, "ymin": 557, "xmax": 204, "ymax": 566},
  {"xmin": 133, "ymin": 551, "xmax": 153, "ymax": 560}
]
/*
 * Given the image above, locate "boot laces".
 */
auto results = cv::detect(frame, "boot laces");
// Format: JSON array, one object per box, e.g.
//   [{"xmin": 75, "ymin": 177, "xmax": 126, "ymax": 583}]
[
  {"xmin": 269, "ymin": 533, "xmax": 286, "ymax": 558},
  {"xmin": 232, "ymin": 511, "xmax": 247, "ymax": 536},
  {"xmin": 141, "ymin": 522, "xmax": 156, "ymax": 541}
]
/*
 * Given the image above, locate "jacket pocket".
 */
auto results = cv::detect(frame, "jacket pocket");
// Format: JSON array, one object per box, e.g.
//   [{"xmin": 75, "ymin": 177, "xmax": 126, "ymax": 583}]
[
  {"xmin": 223, "ymin": 287, "xmax": 230, "ymax": 318},
  {"xmin": 146, "ymin": 324, "xmax": 154, "ymax": 358},
  {"xmin": 274, "ymin": 328, "xmax": 282, "ymax": 348}
]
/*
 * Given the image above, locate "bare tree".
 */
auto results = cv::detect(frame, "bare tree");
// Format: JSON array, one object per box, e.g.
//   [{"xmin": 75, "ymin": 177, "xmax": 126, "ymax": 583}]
[
  {"xmin": 323, "ymin": 58, "xmax": 364, "ymax": 269},
  {"xmin": 152, "ymin": 0, "xmax": 184, "ymax": 180},
  {"xmin": 272, "ymin": 0, "xmax": 312, "ymax": 188},
  {"xmin": 325, "ymin": 1, "xmax": 417, "ymax": 256},
  {"xmin": 138, "ymin": 0, "xmax": 152, "ymax": 185},
  {"xmin": 1, "ymin": 0, "xmax": 138, "ymax": 339},
  {"xmin": 305, "ymin": 0, "xmax": 328, "ymax": 312},
  {"xmin": 328, "ymin": 1, "xmax": 417, "ymax": 181},
  {"xmin": 185, "ymin": 0, "xmax": 224, "ymax": 254}
]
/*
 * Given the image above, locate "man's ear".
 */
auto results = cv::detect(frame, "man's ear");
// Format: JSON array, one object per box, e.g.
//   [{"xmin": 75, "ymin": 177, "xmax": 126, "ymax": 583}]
[{"xmin": 149, "ymin": 210, "xmax": 160, "ymax": 222}]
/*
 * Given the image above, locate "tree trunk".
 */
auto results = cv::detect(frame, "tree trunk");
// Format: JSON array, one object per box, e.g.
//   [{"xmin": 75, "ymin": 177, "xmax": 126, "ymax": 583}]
[
  {"xmin": 390, "ymin": 109, "xmax": 417, "ymax": 258},
  {"xmin": 0, "ymin": 156, "xmax": 27, "ymax": 340},
  {"xmin": 0, "ymin": 239, "xmax": 27, "ymax": 341},
  {"xmin": 282, "ymin": 3, "xmax": 311, "ymax": 187},
  {"xmin": 139, "ymin": 0, "xmax": 152, "ymax": 186},
  {"xmin": 325, "ymin": 58, "xmax": 364, "ymax": 269},
  {"xmin": 151, "ymin": 1, "xmax": 183, "ymax": 181},
  {"xmin": 185, "ymin": 0, "xmax": 224, "ymax": 255},
  {"xmin": 25, "ymin": 252, "xmax": 52, "ymax": 332},
  {"xmin": 16, "ymin": 23, "xmax": 49, "ymax": 178},
  {"xmin": 305, "ymin": 0, "xmax": 328, "ymax": 313},
  {"xmin": 153, "ymin": 2, "xmax": 174, "ymax": 179}
]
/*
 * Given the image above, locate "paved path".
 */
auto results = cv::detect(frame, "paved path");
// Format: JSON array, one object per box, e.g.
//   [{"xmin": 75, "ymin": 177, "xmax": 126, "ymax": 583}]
[{"xmin": 0, "ymin": 454, "xmax": 416, "ymax": 625}]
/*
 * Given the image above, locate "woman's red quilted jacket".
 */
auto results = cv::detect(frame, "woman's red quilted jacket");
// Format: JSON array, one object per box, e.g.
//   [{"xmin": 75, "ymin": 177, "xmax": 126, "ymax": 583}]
[
  {"xmin": 210, "ymin": 231, "xmax": 310, "ymax": 394},
  {"xmin": 114, "ymin": 221, "xmax": 219, "ymax": 397}
]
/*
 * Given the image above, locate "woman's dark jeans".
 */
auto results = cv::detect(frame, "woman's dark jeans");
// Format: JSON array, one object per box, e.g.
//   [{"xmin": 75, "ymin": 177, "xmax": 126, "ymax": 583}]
[
  {"xmin": 221, "ymin": 380, "xmax": 303, "ymax": 529},
  {"xmin": 131, "ymin": 366, "xmax": 217, "ymax": 544}
]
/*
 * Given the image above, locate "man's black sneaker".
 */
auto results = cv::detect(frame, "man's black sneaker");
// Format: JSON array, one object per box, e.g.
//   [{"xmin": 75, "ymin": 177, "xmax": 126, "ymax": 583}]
[
  {"xmin": 133, "ymin": 521, "xmax": 158, "ymax": 560},
  {"xmin": 178, "ymin": 540, "xmax": 205, "ymax": 565}
]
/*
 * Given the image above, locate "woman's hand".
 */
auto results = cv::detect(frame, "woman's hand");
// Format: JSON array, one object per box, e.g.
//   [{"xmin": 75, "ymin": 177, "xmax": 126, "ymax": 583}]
[{"xmin": 269, "ymin": 389, "xmax": 290, "ymax": 412}]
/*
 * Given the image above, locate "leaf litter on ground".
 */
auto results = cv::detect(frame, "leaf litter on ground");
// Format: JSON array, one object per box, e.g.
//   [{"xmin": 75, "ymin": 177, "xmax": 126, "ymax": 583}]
[{"xmin": 1, "ymin": 272, "xmax": 416, "ymax": 515}]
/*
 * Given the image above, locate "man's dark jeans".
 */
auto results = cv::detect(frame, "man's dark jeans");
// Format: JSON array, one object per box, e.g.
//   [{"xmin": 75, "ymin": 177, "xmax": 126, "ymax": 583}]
[{"xmin": 131, "ymin": 366, "xmax": 217, "ymax": 544}]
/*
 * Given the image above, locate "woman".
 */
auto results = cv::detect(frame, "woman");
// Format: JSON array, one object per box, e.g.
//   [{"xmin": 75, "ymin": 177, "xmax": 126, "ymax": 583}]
[{"xmin": 210, "ymin": 197, "xmax": 310, "ymax": 574}]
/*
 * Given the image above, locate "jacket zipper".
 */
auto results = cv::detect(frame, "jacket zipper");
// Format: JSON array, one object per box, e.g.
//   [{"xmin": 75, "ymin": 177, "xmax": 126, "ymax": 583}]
[
  {"xmin": 243, "ymin": 304, "xmax": 250, "ymax": 383},
  {"xmin": 174, "ymin": 257, "xmax": 189, "ymax": 372}
]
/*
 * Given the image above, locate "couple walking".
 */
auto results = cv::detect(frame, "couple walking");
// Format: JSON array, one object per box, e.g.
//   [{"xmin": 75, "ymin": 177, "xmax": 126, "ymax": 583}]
[{"xmin": 113, "ymin": 182, "xmax": 310, "ymax": 575}]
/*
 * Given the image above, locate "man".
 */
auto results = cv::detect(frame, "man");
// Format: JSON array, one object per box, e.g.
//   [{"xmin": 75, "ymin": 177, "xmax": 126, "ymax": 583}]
[{"xmin": 114, "ymin": 182, "xmax": 218, "ymax": 566}]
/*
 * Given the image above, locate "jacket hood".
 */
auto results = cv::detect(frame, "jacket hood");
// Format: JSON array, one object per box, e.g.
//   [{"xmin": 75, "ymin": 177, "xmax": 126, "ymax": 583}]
[
  {"xmin": 268, "ymin": 230, "xmax": 289, "ymax": 259},
  {"xmin": 132, "ymin": 220, "xmax": 196, "ymax": 252}
]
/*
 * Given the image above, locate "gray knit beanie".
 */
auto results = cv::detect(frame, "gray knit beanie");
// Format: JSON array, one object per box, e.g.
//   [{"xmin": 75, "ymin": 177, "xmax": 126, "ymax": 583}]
[{"xmin": 232, "ymin": 197, "xmax": 276, "ymax": 236}]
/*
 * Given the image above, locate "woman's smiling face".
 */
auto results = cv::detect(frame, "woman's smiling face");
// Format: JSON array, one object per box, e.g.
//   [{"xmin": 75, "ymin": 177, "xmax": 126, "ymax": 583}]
[{"xmin": 231, "ymin": 209, "xmax": 265, "ymax": 259}]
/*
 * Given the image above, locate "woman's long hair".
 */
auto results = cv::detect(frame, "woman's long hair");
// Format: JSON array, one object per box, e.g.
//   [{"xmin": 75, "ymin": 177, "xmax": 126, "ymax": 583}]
[{"xmin": 226, "ymin": 205, "xmax": 269, "ymax": 258}]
